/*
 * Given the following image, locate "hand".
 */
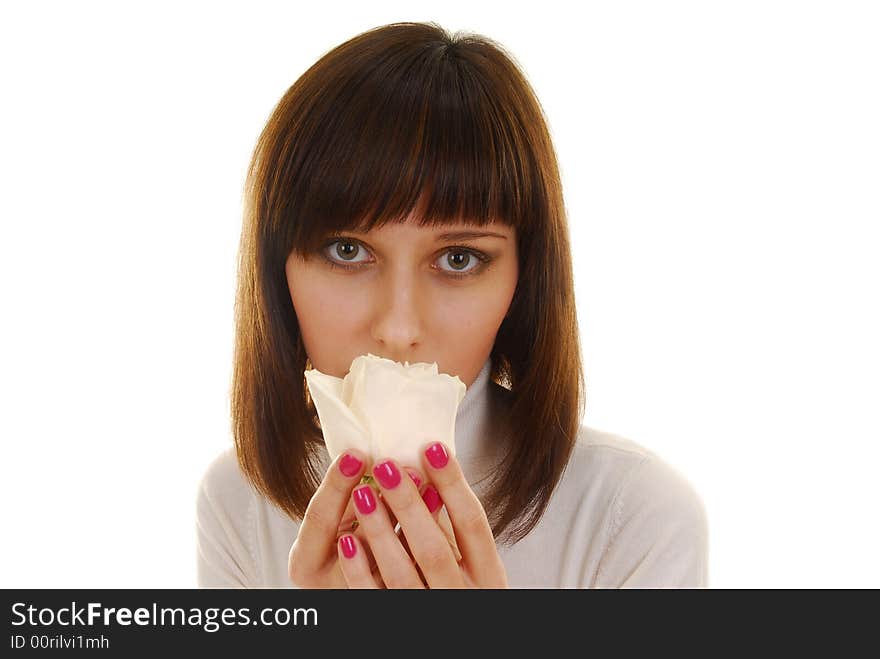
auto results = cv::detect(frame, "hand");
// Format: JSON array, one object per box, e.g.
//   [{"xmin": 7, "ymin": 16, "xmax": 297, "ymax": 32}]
[
  {"xmin": 287, "ymin": 448, "xmax": 421, "ymax": 588},
  {"xmin": 337, "ymin": 441, "xmax": 509, "ymax": 589},
  {"xmin": 288, "ymin": 448, "xmax": 379, "ymax": 588}
]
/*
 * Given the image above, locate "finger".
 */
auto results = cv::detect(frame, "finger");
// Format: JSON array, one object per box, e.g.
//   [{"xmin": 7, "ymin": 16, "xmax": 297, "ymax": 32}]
[
  {"xmin": 388, "ymin": 468, "xmax": 423, "ymax": 533},
  {"xmin": 337, "ymin": 534, "xmax": 382, "ymax": 589},
  {"xmin": 396, "ymin": 512, "xmax": 460, "ymax": 584},
  {"xmin": 379, "ymin": 468, "xmax": 457, "ymax": 589},
  {"xmin": 422, "ymin": 441, "xmax": 506, "ymax": 587},
  {"xmin": 341, "ymin": 492, "xmax": 392, "ymax": 549},
  {"xmin": 291, "ymin": 449, "xmax": 367, "ymax": 578},
  {"xmin": 395, "ymin": 469, "xmax": 456, "ymax": 558},
  {"xmin": 351, "ymin": 482, "xmax": 424, "ymax": 588},
  {"xmin": 338, "ymin": 492, "xmax": 393, "ymax": 577},
  {"xmin": 402, "ymin": 480, "xmax": 461, "ymax": 561},
  {"xmin": 371, "ymin": 458, "xmax": 464, "ymax": 588},
  {"xmin": 354, "ymin": 477, "xmax": 404, "ymax": 532},
  {"xmin": 435, "ymin": 501, "xmax": 463, "ymax": 563},
  {"xmin": 395, "ymin": 482, "xmax": 444, "ymax": 558},
  {"xmin": 385, "ymin": 467, "xmax": 421, "ymax": 527},
  {"xmin": 338, "ymin": 498, "xmax": 358, "ymax": 534},
  {"xmin": 403, "ymin": 467, "xmax": 424, "ymax": 491},
  {"xmin": 341, "ymin": 498, "xmax": 392, "ymax": 537},
  {"xmin": 397, "ymin": 475, "xmax": 458, "ymax": 582},
  {"xmin": 348, "ymin": 471, "xmax": 433, "ymax": 578}
]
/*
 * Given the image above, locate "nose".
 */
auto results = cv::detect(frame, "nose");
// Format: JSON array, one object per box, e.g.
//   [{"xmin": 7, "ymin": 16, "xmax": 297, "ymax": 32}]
[{"xmin": 370, "ymin": 268, "xmax": 424, "ymax": 361}]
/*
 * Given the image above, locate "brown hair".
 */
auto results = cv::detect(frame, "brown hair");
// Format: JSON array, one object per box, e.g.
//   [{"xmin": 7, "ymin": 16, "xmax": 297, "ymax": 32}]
[{"xmin": 232, "ymin": 21, "xmax": 585, "ymax": 545}]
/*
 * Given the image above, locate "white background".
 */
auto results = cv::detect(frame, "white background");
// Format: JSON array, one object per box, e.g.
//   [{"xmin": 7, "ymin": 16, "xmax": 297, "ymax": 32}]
[{"xmin": 1, "ymin": 1, "xmax": 877, "ymax": 588}]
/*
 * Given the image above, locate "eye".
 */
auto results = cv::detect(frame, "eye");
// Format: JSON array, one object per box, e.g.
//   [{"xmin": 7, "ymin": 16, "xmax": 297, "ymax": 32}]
[
  {"xmin": 436, "ymin": 249, "xmax": 486, "ymax": 276},
  {"xmin": 321, "ymin": 238, "xmax": 493, "ymax": 279},
  {"xmin": 325, "ymin": 239, "xmax": 369, "ymax": 265}
]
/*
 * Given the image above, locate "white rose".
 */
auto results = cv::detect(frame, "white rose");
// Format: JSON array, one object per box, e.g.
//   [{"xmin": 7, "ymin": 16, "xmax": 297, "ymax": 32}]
[{"xmin": 304, "ymin": 353, "xmax": 467, "ymax": 468}]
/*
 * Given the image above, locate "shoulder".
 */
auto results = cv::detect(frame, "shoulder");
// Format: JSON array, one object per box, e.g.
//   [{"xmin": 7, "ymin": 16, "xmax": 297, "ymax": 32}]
[
  {"xmin": 562, "ymin": 425, "xmax": 657, "ymax": 496},
  {"xmin": 565, "ymin": 425, "xmax": 709, "ymax": 587},
  {"xmin": 570, "ymin": 425, "xmax": 707, "ymax": 528},
  {"xmin": 195, "ymin": 446, "xmax": 257, "ymax": 537},
  {"xmin": 197, "ymin": 447, "xmax": 255, "ymax": 505},
  {"xmin": 195, "ymin": 447, "xmax": 260, "ymax": 587}
]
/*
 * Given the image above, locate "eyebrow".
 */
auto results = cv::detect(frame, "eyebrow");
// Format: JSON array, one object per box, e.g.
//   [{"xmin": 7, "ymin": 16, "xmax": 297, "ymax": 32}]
[
  {"xmin": 435, "ymin": 231, "xmax": 508, "ymax": 242},
  {"xmin": 339, "ymin": 228, "xmax": 508, "ymax": 242}
]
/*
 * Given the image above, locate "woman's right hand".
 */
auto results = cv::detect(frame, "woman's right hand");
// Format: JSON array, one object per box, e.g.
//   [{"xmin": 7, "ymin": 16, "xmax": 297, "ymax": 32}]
[{"xmin": 288, "ymin": 449, "xmax": 373, "ymax": 588}]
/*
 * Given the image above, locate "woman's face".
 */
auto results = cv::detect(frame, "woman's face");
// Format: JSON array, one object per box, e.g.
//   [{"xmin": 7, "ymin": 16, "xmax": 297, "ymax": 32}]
[{"xmin": 285, "ymin": 215, "xmax": 518, "ymax": 388}]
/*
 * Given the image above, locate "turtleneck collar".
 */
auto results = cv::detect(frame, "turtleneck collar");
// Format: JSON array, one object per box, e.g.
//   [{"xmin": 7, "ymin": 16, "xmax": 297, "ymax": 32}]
[{"xmin": 452, "ymin": 356, "xmax": 505, "ymax": 490}]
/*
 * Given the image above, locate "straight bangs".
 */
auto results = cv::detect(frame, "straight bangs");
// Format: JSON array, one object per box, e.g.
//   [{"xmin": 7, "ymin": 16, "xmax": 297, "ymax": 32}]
[{"xmin": 250, "ymin": 23, "xmax": 545, "ymax": 259}]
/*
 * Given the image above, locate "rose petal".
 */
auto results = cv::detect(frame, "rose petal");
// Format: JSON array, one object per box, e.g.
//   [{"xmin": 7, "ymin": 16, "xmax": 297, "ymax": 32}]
[
  {"xmin": 304, "ymin": 368, "xmax": 370, "ymax": 460},
  {"xmin": 306, "ymin": 354, "xmax": 466, "ymax": 468}
]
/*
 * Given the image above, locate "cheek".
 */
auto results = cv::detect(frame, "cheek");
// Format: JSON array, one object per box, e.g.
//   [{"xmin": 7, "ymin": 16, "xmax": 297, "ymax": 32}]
[
  {"xmin": 430, "ymin": 290, "xmax": 510, "ymax": 384},
  {"xmin": 429, "ymin": 281, "xmax": 514, "ymax": 361},
  {"xmin": 287, "ymin": 265, "xmax": 369, "ymax": 367},
  {"xmin": 433, "ymin": 291, "xmax": 509, "ymax": 332},
  {"xmin": 444, "ymin": 259, "xmax": 518, "ymax": 329},
  {"xmin": 292, "ymin": 278, "xmax": 360, "ymax": 326}
]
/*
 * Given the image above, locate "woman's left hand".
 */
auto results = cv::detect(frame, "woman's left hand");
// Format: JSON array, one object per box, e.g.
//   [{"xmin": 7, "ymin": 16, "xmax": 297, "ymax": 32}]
[{"xmin": 337, "ymin": 441, "xmax": 509, "ymax": 589}]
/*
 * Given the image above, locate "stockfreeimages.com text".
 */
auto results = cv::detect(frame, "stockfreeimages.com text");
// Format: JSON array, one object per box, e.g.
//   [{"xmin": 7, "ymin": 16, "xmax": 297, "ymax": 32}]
[{"xmin": 10, "ymin": 601, "xmax": 317, "ymax": 633}]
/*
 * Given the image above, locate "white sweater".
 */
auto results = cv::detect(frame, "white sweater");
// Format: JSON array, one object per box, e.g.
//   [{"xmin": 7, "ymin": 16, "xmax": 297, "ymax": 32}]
[{"xmin": 196, "ymin": 357, "xmax": 709, "ymax": 588}]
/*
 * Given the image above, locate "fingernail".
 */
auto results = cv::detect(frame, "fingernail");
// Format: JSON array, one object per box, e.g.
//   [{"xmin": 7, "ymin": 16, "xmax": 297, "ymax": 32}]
[
  {"xmin": 373, "ymin": 460, "xmax": 401, "ymax": 489},
  {"xmin": 425, "ymin": 442, "xmax": 449, "ymax": 469},
  {"xmin": 339, "ymin": 453, "xmax": 363, "ymax": 478},
  {"xmin": 406, "ymin": 470, "xmax": 421, "ymax": 489},
  {"xmin": 422, "ymin": 485, "xmax": 442, "ymax": 513},
  {"xmin": 339, "ymin": 535, "xmax": 357, "ymax": 559},
  {"xmin": 353, "ymin": 485, "xmax": 377, "ymax": 514}
]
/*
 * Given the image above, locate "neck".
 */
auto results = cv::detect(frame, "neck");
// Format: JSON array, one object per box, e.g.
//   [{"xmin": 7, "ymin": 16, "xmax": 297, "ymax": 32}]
[{"xmin": 453, "ymin": 356, "xmax": 507, "ymax": 492}]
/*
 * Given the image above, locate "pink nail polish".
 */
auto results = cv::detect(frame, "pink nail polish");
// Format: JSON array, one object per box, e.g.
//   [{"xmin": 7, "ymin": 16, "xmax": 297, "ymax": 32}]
[
  {"xmin": 339, "ymin": 535, "xmax": 357, "ymax": 559},
  {"xmin": 422, "ymin": 485, "xmax": 442, "ymax": 513},
  {"xmin": 373, "ymin": 460, "xmax": 401, "ymax": 489},
  {"xmin": 339, "ymin": 453, "xmax": 363, "ymax": 478},
  {"xmin": 407, "ymin": 471, "xmax": 422, "ymax": 489},
  {"xmin": 425, "ymin": 442, "xmax": 449, "ymax": 469},
  {"xmin": 353, "ymin": 485, "xmax": 376, "ymax": 514}
]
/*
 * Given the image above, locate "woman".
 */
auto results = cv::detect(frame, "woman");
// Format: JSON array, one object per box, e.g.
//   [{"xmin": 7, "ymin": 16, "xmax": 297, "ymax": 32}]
[{"xmin": 196, "ymin": 21, "xmax": 708, "ymax": 588}]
